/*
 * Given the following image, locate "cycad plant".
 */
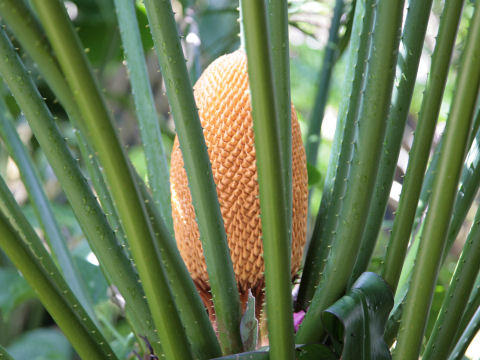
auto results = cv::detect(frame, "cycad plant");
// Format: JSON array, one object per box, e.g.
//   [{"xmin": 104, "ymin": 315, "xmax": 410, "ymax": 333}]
[{"xmin": 0, "ymin": 0, "xmax": 479, "ymax": 359}]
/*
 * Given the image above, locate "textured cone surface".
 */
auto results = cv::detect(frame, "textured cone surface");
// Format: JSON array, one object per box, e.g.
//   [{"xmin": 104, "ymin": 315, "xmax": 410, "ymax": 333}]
[{"xmin": 170, "ymin": 50, "xmax": 308, "ymax": 294}]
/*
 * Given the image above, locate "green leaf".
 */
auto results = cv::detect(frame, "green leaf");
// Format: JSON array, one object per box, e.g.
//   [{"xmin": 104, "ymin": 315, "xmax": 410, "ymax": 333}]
[
  {"xmin": 240, "ymin": 291, "xmax": 258, "ymax": 352},
  {"xmin": 69, "ymin": 0, "xmax": 120, "ymax": 65},
  {"xmin": 211, "ymin": 344, "xmax": 337, "ymax": 359},
  {"xmin": 321, "ymin": 272, "xmax": 394, "ymax": 360},
  {"xmin": 0, "ymin": 180, "xmax": 117, "ymax": 359},
  {"xmin": 21, "ymin": 204, "xmax": 83, "ymax": 241},
  {"xmin": 72, "ymin": 252, "xmax": 109, "ymax": 305},
  {"xmin": 0, "ymin": 344, "xmax": 14, "ymax": 360},
  {"xmin": 296, "ymin": 344, "xmax": 337, "ymax": 360},
  {"xmin": 128, "ymin": 146, "xmax": 148, "ymax": 181},
  {"xmin": 0, "ymin": 268, "xmax": 35, "ymax": 320},
  {"xmin": 0, "ymin": 92, "xmax": 96, "ymax": 324},
  {"xmin": 212, "ymin": 350, "xmax": 269, "ymax": 360},
  {"xmin": 307, "ymin": 163, "xmax": 322, "ymax": 188},
  {"xmin": 109, "ymin": 332, "xmax": 136, "ymax": 360},
  {"xmin": 7, "ymin": 328, "xmax": 72, "ymax": 360}
]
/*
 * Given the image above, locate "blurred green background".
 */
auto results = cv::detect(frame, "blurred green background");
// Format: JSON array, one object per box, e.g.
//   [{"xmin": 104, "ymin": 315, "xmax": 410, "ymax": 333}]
[{"xmin": 0, "ymin": 0, "xmax": 477, "ymax": 358}]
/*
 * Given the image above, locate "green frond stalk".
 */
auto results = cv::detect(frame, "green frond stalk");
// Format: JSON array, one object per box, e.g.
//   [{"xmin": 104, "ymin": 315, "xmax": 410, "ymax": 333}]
[
  {"xmin": 449, "ymin": 294, "xmax": 480, "ymax": 360},
  {"xmin": 136, "ymin": 175, "xmax": 222, "ymax": 359},
  {"xmin": 268, "ymin": 0, "xmax": 292, "ymax": 258},
  {"xmin": 349, "ymin": 0, "xmax": 434, "ymax": 285},
  {"xmin": 0, "ymin": 0, "xmax": 84, "ymax": 131},
  {"xmin": 393, "ymin": 0, "xmax": 479, "ymax": 357},
  {"xmin": 241, "ymin": 0, "xmax": 295, "ymax": 359},
  {"xmin": 75, "ymin": 132, "xmax": 127, "ymax": 246},
  {"xmin": 0, "ymin": 0, "xmax": 127, "ymax": 243},
  {"xmin": 0, "ymin": 95, "xmax": 96, "ymax": 324},
  {"xmin": 0, "ymin": 0, "xmax": 131, "ymax": 260},
  {"xmin": 444, "ymin": 108, "xmax": 480, "ymax": 254},
  {"xmin": 113, "ymin": 0, "xmax": 172, "ymax": 234},
  {"xmin": 296, "ymin": 0, "xmax": 375, "ymax": 310},
  {"xmin": 297, "ymin": 0, "xmax": 404, "ymax": 344},
  {"xmin": 0, "ymin": 19, "xmax": 160, "ymax": 352},
  {"xmin": 0, "ymin": 180, "xmax": 117, "ymax": 360},
  {"xmin": 454, "ymin": 275, "xmax": 480, "ymax": 347},
  {"xmin": 396, "ymin": 108, "xmax": 480, "ymax": 307},
  {"xmin": 410, "ymin": 95, "xmax": 479, "ymax": 254},
  {"xmin": 142, "ymin": 0, "xmax": 242, "ymax": 354},
  {"xmin": 30, "ymin": 0, "xmax": 193, "ymax": 357},
  {"xmin": 423, "ymin": 197, "xmax": 480, "ymax": 358},
  {"xmin": 381, "ymin": 0, "xmax": 465, "ymax": 292}
]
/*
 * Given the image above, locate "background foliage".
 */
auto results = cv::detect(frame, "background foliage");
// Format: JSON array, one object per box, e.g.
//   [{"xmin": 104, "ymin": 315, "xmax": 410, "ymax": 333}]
[{"xmin": 0, "ymin": 0, "xmax": 478, "ymax": 359}]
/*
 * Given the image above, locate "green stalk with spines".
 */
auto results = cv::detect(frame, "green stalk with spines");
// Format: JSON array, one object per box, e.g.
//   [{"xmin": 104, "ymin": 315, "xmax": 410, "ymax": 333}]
[
  {"xmin": 0, "ymin": 0, "xmax": 84, "ymax": 132},
  {"xmin": 296, "ymin": 0, "xmax": 404, "ymax": 343},
  {"xmin": 83, "ymin": 93, "xmax": 220, "ymax": 358},
  {"xmin": 30, "ymin": 0, "xmax": 193, "ymax": 358},
  {"xmin": 135, "ymin": 173, "xmax": 222, "ymax": 358},
  {"xmin": 75, "ymin": 131, "xmax": 127, "ymax": 247},
  {"xmin": 423, "ymin": 198, "xmax": 480, "ymax": 357},
  {"xmin": 0, "ymin": 95, "xmax": 96, "ymax": 324},
  {"xmin": 387, "ymin": 9, "xmax": 480, "ymax": 344},
  {"xmin": 381, "ymin": 0, "xmax": 464, "ymax": 292},
  {"xmin": 267, "ymin": 0, "xmax": 292, "ymax": 258},
  {"xmin": 0, "ymin": 179, "xmax": 117, "ymax": 360},
  {"xmin": 112, "ymin": 0, "xmax": 172, "ymax": 234},
  {"xmin": 410, "ymin": 104, "xmax": 480, "ymax": 239},
  {"xmin": 0, "ymin": 16, "xmax": 162, "ymax": 358},
  {"xmin": 142, "ymin": 0, "xmax": 243, "ymax": 354},
  {"xmin": 304, "ymin": 0, "xmax": 344, "ymax": 170},
  {"xmin": 467, "ymin": 105, "xmax": 480, "ymax": 147},
  {"xmin": 449, "ymin": 293, "xmax": 480, "ymax": 360},
  {"xmin": 453, "ymin": 274, "xmax": 480, "ymax": 347},
  {"xmin": 393, "ymin": 0, "xmax": 480, "ymax": 357},
  {"xmin": 411, "ymin": 138, "xmax": 441, "ymax": 233},
  {"xmin": 0, "ymin": 0, "xmax": 129, "ymax": 255},
  {"xmin": 425, "ymin": 5, "xmax": 480, "ymax": 358},
  {"xmin": 348, "ymin": 0, "xmax": 434, "ymax": 286},
  {"xmin": 0, "ymin": 10, "xmax": 161, "ymax": 352},
  {"xmin": 296, "ymin": 0, "xmax": 375, "ymax": 311},
  {"xmin": 240, "ymin": 1, "xmax": 295, "ymax": 358},
  {"xmin": 444, "ymin": 107, "xmax": 480, "ymax": 253},
  {"xmin": 384, "ymin": 218, "xmax": 423, "ymax": 345},
  {"xmin": 0, "ymin": 0, "xmax": 126, "ymax": 238},
  {"xmin": 396, "ymin": 107, "xmax": 480, "ymax": 299}
]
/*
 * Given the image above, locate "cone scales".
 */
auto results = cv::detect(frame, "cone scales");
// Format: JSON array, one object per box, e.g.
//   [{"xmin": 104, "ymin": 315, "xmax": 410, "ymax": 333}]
[{"xmin": 170, "ymin": 51, "xmax": 308, "ymax": 308}]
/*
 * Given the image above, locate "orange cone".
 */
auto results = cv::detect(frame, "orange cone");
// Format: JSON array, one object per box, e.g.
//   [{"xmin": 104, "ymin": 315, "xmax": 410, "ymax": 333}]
[{"xmin": 170, "ymin": 50, "xmax": 308, "ymax": 317}]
